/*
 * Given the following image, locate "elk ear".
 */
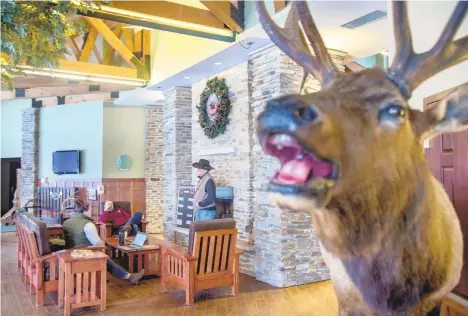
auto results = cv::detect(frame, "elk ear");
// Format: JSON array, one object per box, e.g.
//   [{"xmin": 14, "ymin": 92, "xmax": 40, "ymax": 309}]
[{"xmin": 410, "ymin": 85, "xmax": 468, "ymax": 141}]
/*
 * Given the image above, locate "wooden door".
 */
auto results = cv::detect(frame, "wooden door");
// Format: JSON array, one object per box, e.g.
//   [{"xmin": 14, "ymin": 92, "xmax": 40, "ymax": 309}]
[{"xmin": 425, "ymin": 83, "xmax": 468, "ymax": 297}]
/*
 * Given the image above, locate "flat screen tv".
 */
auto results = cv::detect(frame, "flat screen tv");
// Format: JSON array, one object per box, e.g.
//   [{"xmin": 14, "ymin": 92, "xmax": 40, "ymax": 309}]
[{"xmin": 52, "ymin": 150, "xmax": 80, "ymax": 175}]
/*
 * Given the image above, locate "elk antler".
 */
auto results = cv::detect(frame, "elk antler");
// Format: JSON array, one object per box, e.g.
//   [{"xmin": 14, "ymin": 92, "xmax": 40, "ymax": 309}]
[
  {"xmin": 388, "ymin": 1, "xmax": 468, "ymax": 99},
  {"xmin": 255, "ymin": 1, "xmax": 338, "ymax": 85}
]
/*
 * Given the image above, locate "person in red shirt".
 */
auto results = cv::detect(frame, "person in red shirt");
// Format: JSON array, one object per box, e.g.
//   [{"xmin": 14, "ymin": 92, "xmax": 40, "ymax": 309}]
[{"xmin": 98, "ymin": 201, "xmax": 143, "ymax": 236}]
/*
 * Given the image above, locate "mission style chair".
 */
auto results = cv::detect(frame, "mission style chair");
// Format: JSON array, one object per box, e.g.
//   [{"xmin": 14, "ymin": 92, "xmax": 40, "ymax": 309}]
[
  {"xmin": 160, "ymin": 219, "xmax": 243, "ymax": 305},
  {"xmin": 15, "ymin": 210, "xmax": 106, "ymax": 307},
  {"xmin": 97, "ymin": 201, "xmax": 147, "ymax": 239}
]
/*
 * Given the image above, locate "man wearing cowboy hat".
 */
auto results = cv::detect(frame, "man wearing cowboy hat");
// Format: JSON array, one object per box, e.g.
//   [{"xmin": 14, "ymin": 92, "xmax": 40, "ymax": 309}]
[{"xmin": 192, "ymin": 159, "xmax": 217, "ymax": 221}]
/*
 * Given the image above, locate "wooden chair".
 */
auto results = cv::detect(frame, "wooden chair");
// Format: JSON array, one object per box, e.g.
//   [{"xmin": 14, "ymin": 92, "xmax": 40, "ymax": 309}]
[
  {"xmin": 97, "ymin": 201, "xmax": 147, "ymax": 239},
  {"xmin": 160, "ymin": 219, "xmax": 243, "ymax": 305},
  {"xmin": 18, "ymin": 222, "xmax": 60, "ymax": 307}
]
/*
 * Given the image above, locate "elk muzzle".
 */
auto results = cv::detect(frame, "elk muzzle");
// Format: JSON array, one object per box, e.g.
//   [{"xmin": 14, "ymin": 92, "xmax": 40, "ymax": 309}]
[{"xmin": 257, "ymin": 96, "xmax": 337, "ymax": 205}]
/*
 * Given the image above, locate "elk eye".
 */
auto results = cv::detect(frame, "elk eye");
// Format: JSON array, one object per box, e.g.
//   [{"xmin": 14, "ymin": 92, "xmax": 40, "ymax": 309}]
[{"xmin": 379, "ymin": 104, "xmax": 406, "ymax": 123}]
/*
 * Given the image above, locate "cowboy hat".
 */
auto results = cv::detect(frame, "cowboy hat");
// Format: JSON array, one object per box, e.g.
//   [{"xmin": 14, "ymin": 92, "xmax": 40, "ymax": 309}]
[{"xmin": 192, "ymin": 159, "xmax": 214, "ymax": 170}]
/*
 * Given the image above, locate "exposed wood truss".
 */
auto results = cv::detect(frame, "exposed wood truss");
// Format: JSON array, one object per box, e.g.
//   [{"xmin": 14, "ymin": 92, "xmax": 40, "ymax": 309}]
[{"xmin": 200, "ymin": 1, "xmax": 243, "ymax": 33}]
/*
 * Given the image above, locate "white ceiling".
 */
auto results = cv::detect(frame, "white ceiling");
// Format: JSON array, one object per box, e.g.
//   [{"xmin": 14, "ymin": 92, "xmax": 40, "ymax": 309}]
[{"xmin": 241, "ymin": 1, "xmax": 390, "ymax": 59}]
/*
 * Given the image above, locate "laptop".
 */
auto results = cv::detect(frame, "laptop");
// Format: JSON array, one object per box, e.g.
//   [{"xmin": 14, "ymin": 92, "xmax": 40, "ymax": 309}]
[{"xmin": 122, "ymin": 232, "xmax": 147, "ymax": 250}]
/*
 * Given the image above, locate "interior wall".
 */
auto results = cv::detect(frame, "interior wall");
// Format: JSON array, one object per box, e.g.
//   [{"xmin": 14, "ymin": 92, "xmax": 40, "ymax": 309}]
[
  {"xmin": 192, "ymin": 62, "xmax": 251, "ymax": 240},
  {"xmin": 102, "ymin": 105, "xmax": 146, "ymax": 178},
  {"xmin": 1, "ymin": 99, "xmax": 32, "ymax": 158},
  {"xmin": 386, "ymin": 0, "xmax": 468, "ymax": 110},
  {"xmin": 38, "ymin": 102, "xmax": 104, "ymax": 180}
]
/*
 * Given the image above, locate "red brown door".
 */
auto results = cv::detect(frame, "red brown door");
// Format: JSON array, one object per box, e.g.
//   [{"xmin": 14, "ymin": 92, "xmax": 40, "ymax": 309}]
[{"xmin": 425, "ymin": 83, "xmax": 468, "ymax": 297}]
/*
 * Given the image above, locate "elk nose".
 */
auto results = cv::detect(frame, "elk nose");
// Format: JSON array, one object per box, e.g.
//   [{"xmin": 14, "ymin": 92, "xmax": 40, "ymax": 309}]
[{"xmin": 257, "ymin": 96, "xmax": 319, "ymax": 133}]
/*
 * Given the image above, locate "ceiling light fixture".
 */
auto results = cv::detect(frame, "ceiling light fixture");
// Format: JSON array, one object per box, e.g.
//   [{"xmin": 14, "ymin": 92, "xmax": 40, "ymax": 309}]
[
  {"xmin": 214, "ymin": 62, "xmax": 222, "ymax": 65},
  {"xmin": 184, "ymin": 76, "xmax": 191, "ymax": 79},
  {"xmin": 18, "ymin": 68, "xmax": 146, "ymax": 87}
]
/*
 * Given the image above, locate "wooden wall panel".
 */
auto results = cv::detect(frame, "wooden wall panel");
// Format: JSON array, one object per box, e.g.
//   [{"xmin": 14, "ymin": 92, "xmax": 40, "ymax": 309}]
[
  {"xmin": 101, "ymin": 178, "xmax": 146, "ymax": 215},
  {"xmin": 36, "ymin": 178, "xmax": 146, "ymax": 220},
  {"xmin": 37, "ymin": 179, "xmax": 102, "ymax": 220}
]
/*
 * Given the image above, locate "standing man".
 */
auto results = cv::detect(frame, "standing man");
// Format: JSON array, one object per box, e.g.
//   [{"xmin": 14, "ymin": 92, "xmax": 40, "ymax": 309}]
[{"xmin": 192, "ymin": 159, "xmax": 217, "ymax": 221}]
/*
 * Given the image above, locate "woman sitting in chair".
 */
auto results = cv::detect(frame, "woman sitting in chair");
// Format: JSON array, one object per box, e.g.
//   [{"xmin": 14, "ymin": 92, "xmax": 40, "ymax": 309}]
[{"xmin": 98, "ymin": 200, "xmax": 143, "ymax": 236}]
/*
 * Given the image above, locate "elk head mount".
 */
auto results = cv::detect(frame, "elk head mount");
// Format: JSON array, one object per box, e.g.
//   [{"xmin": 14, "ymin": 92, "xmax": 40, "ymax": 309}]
[{"xmin": 256, "ymin": 1, "xmax": 467, "ymax": 315}]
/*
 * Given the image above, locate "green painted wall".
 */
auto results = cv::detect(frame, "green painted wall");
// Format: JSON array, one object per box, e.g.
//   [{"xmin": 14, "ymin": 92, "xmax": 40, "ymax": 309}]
[
  {"xmin": 102, "ymin": 105, "xmax": 145, "ymax": 178},
  {"xmin": 1, "ymin": 99, "xmax": 32, "ymax": 158},
  {"xmin": 39, "ymin": 102, "xmax": 104, "ymax": 179}
]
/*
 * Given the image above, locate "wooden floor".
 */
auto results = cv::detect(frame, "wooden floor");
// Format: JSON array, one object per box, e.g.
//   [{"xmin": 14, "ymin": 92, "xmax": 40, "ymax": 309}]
[{"xmin": 0, "ymin": 232, "xmax": 338, "ymax": 316}]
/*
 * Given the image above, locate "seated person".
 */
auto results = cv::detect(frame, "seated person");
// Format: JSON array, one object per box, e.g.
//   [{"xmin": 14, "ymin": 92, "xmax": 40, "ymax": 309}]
[
  {"xmin": 63, "ymin": 199, "xmax": 144, "ymax": 284},
  {"xmin": 99, "ymin": 200, "xmax": 143, "ymax": 236}
]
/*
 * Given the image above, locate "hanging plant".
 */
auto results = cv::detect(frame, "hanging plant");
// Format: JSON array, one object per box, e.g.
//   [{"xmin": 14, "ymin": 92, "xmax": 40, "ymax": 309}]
[
  {"xmin": 0, "ymin": 0, "xmax": 106, "ymax": 89},
  {"xmin": 197, "ymin": 77, "xmax": 232, "ymax": 139}
]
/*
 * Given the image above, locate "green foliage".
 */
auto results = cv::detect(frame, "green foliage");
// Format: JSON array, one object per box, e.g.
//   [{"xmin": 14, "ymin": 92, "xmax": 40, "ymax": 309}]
[
  {"xmin": 197, "ymin": 77, "xmax": 232, "ymax": 139},
  {"xmin": 0, "ymin": 0, "xmax": 104, "ymax": 89}
]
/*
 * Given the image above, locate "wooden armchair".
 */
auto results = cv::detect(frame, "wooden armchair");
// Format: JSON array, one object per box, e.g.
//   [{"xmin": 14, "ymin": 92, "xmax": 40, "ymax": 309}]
[
  {"xmin": 97, "ymin": 201, "xmax": 147, "ymax": 239},
  {"xmin": 160, "ymin": 219, "xmax": 243, "ymax": 305},
  {"xmin": 17, "ymin": 222, "xmax": 60, "ymax": 307}
]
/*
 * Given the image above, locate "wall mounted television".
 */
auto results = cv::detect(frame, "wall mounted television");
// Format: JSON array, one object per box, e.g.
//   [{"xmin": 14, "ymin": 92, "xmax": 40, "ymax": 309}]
[{"xmin": 52, "ymin": 150, "xmax": 80, "ymax": 175}]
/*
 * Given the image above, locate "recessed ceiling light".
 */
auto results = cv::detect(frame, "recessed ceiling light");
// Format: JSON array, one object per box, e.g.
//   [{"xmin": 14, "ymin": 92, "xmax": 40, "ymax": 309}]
[
  {"xmin": 214, "ymin": 62, "xmax": 222, "ymax": 65},
  {"xmin": 184, "ymin": 76, "xmax": 191, "ymax": 79}
]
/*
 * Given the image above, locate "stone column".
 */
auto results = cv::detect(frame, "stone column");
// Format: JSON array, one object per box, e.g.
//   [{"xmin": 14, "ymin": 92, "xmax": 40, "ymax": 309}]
[
  {"xmin": 21, "ymin": 107, "xmax": 40, "ymax": 208},
  {"xmin": 162, "ymin": 87, "xmax": 192, "ymax": 240},
  {"xmin": 250, "ymin": 44, "xmax": 346, "ymax": 287},
  {"xmin": 145, "ymin": 102, "xmax": 164, "ymax": 233}
]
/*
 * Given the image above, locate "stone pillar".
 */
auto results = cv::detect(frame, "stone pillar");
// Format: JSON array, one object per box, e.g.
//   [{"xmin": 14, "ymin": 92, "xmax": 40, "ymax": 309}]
[
  {"xmin": 162, "ymin": 87, "xmax": 192, "ymax": 240},
  {"xmin": 21, "ymin": 108, "xmax": 40, "ymax": 208},
  {"xmin": 250, "ymin": 44, "xmax": 346, "ymax": 287},
  {"xmin": 145, "ymin": 102, "xmax": 164, "ymax": 233}
]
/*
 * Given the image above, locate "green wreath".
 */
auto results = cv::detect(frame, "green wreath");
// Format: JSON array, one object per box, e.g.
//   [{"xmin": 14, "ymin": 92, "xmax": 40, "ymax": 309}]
[{"xmin": 197, "ymin": 77, "xmax": 232, "ymax": 139}]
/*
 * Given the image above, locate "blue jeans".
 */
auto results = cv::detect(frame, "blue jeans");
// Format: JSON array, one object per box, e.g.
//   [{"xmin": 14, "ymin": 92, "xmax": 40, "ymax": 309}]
[
  {"xmin": 195, "ymin": 208, "xmax": 216, "ymax": 221},
  {"xmin": 111, "ymin": 211, "xmax": 143, "ymax": 236},
  {"xmin": 106, "ymin": 259, "xmax": 128, "ymax": 279}
]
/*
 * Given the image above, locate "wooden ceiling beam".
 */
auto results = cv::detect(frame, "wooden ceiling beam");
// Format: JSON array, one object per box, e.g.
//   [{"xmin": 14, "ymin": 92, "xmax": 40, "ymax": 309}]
[
  {"xmin": 1, "ymin": 84, "xmax": 133, "ymax": 100},
  {"xmin": 104, "ymin": 24, "xmax": 123, "ymax": 65},
  {"xmin": 108, "ymin": 1, "xmax": 226, "ymax": 30},
  {"xmin": 58, "ymin": 59, "xmax": 139, "ymax": 79},
  {"xmin": 79, "ymin": 28, "xmax": 98, "ymax": 62},
  {"xmin": 83, "ymin": 17, "xmax": 148, "ymax": 79},
  {"xmin": 66, "ymin": 37, "xmax": 81, "ymax": 60},
  {"xmin": 122, "ymin": 28, "xmax": 134, "ymax": 52},
  {"xmin": 37, "ymin": 92, "xmax": 118, "ymax": 107},
  {"xmin": 200, "ymin": 1, "xmax": 243, "ymax": 32}
]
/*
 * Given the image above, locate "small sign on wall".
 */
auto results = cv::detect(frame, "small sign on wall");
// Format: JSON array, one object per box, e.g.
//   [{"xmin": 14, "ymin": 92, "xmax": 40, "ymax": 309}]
[
  {"xmin": 87, "ymin": 188, "xmax": 97, "ymax": 201},
  {"xmin": 177, "ymin": 185, "xmax": 195, "ymax": 228}
]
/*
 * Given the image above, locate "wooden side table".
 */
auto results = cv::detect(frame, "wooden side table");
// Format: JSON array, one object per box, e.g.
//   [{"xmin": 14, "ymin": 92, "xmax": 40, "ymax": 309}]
[{"xmin": 57, "ymin": 251, "xmax": 108, "ymax": 316}]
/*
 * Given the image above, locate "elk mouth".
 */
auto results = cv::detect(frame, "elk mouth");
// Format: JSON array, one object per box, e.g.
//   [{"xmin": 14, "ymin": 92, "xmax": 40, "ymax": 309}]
[{"xmin": 263, "ymin": 133, "xmax": 338, "ymax": 198}]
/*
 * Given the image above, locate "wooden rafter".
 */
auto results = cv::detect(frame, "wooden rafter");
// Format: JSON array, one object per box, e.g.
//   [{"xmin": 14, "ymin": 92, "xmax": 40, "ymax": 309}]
[
  {"xmin": 200, "ymin": 1, "xmax": 243, "ymax": 32},
  {"xmin": 66, "ymin": 37, "xmax": 81, "ymax": 59},
  {"xmin": 83, "ymin": 16, "xmax": 148, "ymax": 79},
  {"xmin": 122, "ymin": 28, "xmax": 134, "ymax": 52},
  {"xmin": 104, "ymin": 24, "xmax": 123, "ymax": 65},
  {"xmin": 79, "ymin": 28, "xmax": 98, "ymax": 62}
]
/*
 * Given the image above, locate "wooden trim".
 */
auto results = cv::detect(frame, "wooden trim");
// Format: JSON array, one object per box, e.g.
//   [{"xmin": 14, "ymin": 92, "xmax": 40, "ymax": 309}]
[
  {"xmin": 200, "ymin": 1, "xmax": 243, "ymax": 32},
  {"xmin": 80, "ymin": 28, "xmax": 98, "ymax": 62},
  {"xmin": 1, "ymin": 84, "xmax": 133, "ymax": 100},
  {"xmin": 38, "ymin": 92, "xmax": 117, "ymax": 107}
]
